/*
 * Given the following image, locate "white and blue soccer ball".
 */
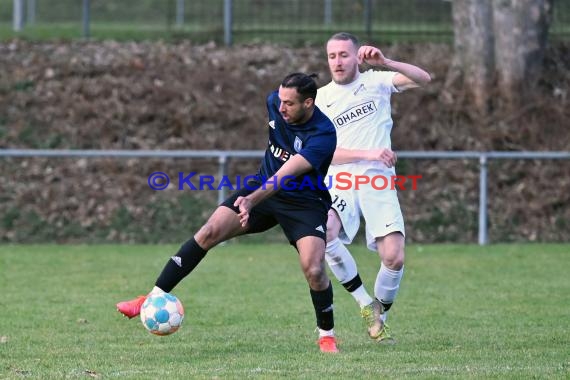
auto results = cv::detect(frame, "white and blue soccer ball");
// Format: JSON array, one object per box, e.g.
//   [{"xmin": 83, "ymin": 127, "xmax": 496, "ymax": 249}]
[{"xmin": 140, "ymin": 292, "xmax": 185, "ymax": 336}]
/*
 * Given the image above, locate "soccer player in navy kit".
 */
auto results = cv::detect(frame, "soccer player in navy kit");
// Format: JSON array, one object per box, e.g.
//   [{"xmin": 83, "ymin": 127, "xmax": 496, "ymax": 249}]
[{"xmin": 117, "ymin": 72, "xmax": 340, "ymax": 353}]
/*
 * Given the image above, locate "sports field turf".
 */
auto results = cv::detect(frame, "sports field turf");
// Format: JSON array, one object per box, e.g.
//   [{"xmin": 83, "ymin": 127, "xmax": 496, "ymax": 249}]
[{"xmin": 0, "ymin": 243, "xmax": 568, "ymax": 378}]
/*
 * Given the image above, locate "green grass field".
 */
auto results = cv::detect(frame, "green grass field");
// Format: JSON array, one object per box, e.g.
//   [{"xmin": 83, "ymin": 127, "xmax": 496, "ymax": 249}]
[{"xmin": 1, "ymin": 243, "xmax": 568, "ymax": 379}]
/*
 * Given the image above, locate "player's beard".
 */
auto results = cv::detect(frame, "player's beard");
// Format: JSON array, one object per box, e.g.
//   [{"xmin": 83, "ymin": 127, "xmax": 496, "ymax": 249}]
[
  {"xmin": 284, "ymin": 109, "xmax": 306, "ymax": 125},
  {"xmin": 333, "ymin": 64, "xmax": 358, "ymax": 85}
]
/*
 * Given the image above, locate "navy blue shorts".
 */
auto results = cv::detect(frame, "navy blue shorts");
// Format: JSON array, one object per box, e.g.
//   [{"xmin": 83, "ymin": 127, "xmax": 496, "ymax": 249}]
[{"xmin": 221, "ymin": 187, "xmax": 329, "ymax": 245}]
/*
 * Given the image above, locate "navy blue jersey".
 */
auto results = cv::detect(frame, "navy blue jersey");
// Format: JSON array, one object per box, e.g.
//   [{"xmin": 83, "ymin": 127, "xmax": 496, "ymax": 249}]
[{"xmin": 255, "ymin": 90, "xmax": 336, "ymax": 205}]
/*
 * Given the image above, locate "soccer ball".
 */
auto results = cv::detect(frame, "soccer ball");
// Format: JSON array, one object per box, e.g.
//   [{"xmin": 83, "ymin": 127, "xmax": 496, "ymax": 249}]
[{"xmin": 140, "ymin": 292, "xmax": 184, "ymax": 336}]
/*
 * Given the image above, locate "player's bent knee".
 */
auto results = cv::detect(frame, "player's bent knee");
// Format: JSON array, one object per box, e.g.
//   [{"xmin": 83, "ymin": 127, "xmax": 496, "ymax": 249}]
[
  {"xmin": 382, "ymin": 250, "xmax": 405, "ymax": 270},
  {"xmin": 195, "ymin": 222, "xmax": 223, "ymax": 248},
  {"xmin": 325, "ymin": 229, "xmax": 338, "ymax": 244},
  {"xmin": 303, "ymin": 265, "xmax": 327, "ymax": 284}
]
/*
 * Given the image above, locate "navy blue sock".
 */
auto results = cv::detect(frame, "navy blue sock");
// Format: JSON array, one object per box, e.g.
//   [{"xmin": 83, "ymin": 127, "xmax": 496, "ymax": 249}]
[
  {"xmin": 310, "ymin": 281, "xmax": 334, "ymax": 331},
  {"xmin": 155, "ymin": 238, "xmax": 207, "ymax": 292}
]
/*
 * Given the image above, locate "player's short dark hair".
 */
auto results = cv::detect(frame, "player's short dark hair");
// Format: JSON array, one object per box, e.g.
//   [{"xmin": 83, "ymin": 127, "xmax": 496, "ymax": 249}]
[
  {"xmin": 281, "ymin": 72, "xmax": 318, "ymax": 102},
  {"xmin": 328, "ymin": 32, "xmax": 360, "ymax": 49}
]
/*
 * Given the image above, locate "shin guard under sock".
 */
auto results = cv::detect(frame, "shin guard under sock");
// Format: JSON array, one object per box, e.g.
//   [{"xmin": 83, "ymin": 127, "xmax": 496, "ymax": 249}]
[
  {"xmin": 155, "ymin": 237, "xmax": 207, "ymax": 292},
  {"xmin": 310, "ymin": 282, "xmax": 334, "ymax": 331}
]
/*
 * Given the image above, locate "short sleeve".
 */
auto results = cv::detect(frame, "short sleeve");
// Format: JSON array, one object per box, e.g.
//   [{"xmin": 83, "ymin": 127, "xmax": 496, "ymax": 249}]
[
  {"xmin": 367, "ymin": 69, "xmax": 399, "ymax": 94},
  {"xmin": 298, "ymin": 128, "xmax": 336, "ymax": 170}
]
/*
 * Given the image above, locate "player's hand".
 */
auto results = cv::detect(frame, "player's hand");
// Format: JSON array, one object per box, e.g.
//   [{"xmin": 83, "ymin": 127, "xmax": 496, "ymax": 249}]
[
  {"xmin": 366, "ymin": 148, "xmax": 397, "ymax": 167},
  {"xmin": 233, "ymin": 196, "xmax": 252, "ymax": 227},
  {"xmin": 358, "ymin": 45, "xmax": 387, "ymax": 66}
]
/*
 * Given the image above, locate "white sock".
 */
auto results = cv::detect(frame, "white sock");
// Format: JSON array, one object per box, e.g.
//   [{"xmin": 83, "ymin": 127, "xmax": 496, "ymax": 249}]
[
  {"xmin": 151, "ymin": 286, "xmax": 165, "ymax": 294},
  {"xmin": 326, "ymin": 238, "xmax": 373, "ymax": 307},
  {"xmin": 352, "ymin": 287, "xmax": 374, "ymax": 308},
  {"xmin": 318, "ymin": 328, "xmax": 335, "ymax": 337},
  {"xmin": 374, "ymin": 264, "xmax": 404, "ymax": 309}
]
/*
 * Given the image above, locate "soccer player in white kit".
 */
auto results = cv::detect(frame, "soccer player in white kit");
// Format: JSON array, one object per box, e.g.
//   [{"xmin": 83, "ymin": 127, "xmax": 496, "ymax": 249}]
[{"xmin": 315, "ymin": 32, "xmax": 431, "ymax": 342}]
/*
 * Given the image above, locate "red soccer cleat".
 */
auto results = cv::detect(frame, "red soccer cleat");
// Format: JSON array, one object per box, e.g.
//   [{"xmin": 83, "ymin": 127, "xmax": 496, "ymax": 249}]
[
  {"xmin": 116, "ymin": 295, "xmax": 147, "ymax": 319},
  {"xmin": 318, "ymin": 336, "xmax": 339, "ymax": 353}
]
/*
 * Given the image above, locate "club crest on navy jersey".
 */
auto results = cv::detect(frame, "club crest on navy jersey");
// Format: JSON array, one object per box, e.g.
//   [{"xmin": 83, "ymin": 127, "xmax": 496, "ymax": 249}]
[{"xmin": 294, "ymin": 136, "xmax": 303, "ymax": 152}]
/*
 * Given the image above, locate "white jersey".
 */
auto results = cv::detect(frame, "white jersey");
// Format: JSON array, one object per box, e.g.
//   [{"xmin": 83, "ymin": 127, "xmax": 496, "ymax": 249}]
[{"xmin": 316, "ymin": 69, "xmax": 399, "ymax": 176}]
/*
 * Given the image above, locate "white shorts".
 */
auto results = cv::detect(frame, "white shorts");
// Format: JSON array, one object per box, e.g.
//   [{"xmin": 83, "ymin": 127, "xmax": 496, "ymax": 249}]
[{"xmin": 330, "ymin": 169, "xmax": 405, "ymax": 251}]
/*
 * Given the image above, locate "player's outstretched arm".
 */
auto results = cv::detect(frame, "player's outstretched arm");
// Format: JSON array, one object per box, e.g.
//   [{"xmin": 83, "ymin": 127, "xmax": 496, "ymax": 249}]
[{"xmin": 358, "ymin": 45, "xmax": 431, "ymax": 91}]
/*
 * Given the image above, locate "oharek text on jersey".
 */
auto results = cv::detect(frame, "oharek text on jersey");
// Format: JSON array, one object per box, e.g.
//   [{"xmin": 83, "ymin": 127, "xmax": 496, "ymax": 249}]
[{"xmin": 334, "ymin": 101, "xmax": 377, "ymax": 128}]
